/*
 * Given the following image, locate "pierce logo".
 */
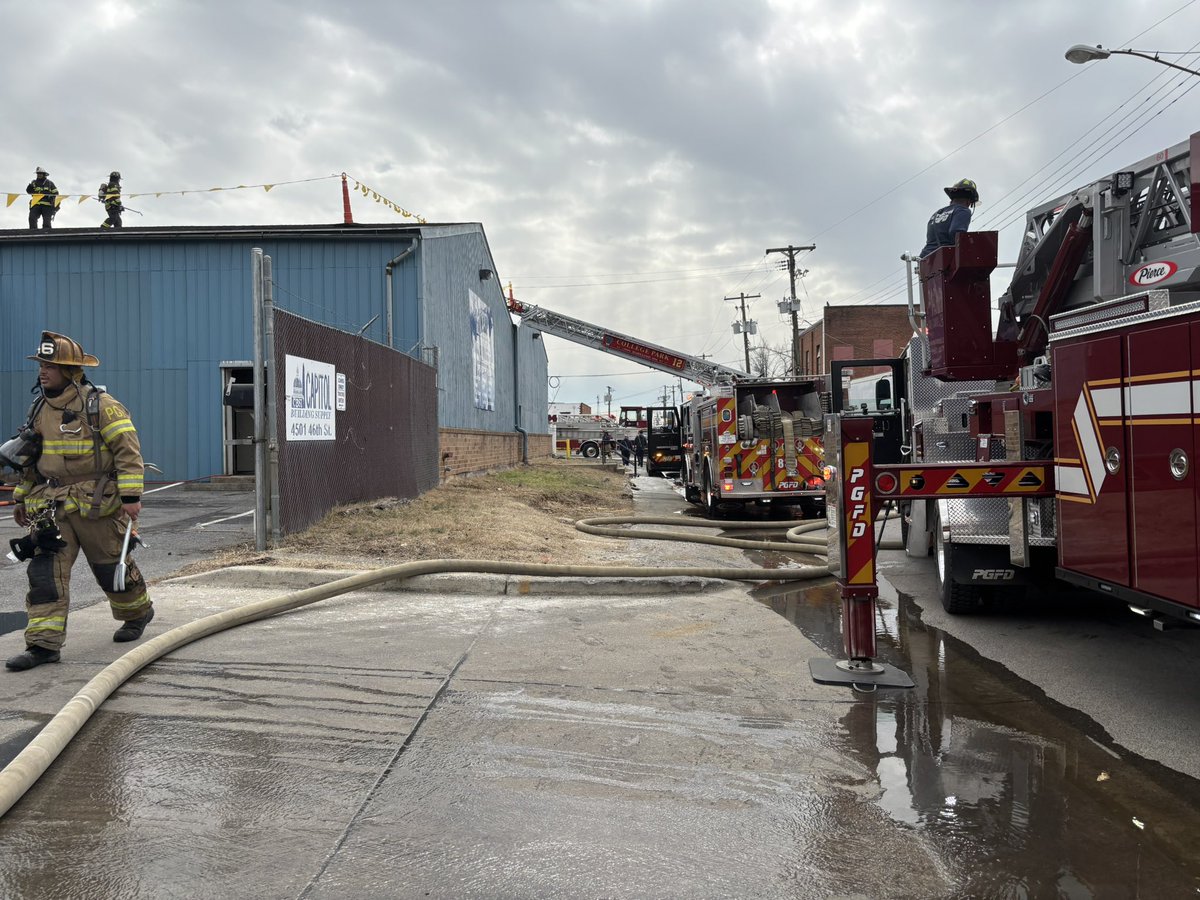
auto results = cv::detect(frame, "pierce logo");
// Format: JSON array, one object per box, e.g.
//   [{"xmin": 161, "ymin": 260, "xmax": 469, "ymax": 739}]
[{"xmin": 1129, "ymin": 261, "xmax": 1178, "ymax": 286}]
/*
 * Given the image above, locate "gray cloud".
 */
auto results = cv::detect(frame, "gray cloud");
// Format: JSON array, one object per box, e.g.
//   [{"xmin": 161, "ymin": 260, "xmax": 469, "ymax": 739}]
[{"xmin": 2, "ymin": 0, "xmax": 1196, "ymax": 408}]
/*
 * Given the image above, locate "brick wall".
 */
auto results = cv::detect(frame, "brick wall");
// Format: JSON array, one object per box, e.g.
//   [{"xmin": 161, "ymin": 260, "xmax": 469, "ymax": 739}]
[
  {"xmin": 798, "ymin": 305, "xmax": 912, "ymax": 376},
  {"xmin": 439, "ymin": 428, "xmax": 552, "ymax": 480},
  {"xmin": 822, "ymin": 305, "xmax": 911, "ymax": 366}
]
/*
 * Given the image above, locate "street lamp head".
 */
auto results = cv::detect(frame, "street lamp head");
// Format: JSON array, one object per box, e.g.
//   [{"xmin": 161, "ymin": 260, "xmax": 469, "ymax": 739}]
[{"xmin": 1066, "ymin": 43, "xmax": 1112, "ymax": 64}]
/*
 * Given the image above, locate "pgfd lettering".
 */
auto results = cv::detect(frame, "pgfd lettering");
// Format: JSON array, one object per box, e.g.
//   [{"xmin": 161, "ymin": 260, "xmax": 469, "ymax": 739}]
[
  {"xmin": 972, "ymin": 568, "xmax": 1016, "ymax": 581},
  {"xmin": 847, "ymin": 467, "xmax": 868, "ymax": 538}
]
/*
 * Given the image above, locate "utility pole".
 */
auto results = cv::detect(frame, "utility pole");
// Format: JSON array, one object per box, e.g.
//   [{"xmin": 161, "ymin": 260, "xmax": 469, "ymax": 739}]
[
  {"xmin": 766, "ymin": 244, "xmax": 815, "ymax": 375},
  {"xmin": 726, "ymin": 292, "xmax": 760, "ymax": 373}
]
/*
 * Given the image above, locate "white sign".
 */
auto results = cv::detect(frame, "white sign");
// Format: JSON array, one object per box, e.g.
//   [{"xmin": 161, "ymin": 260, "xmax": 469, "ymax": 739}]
[
  {"xmin": 285, "ymin": 354, "xmax": 336, "ymax": 441},
  {"xmin": 336, "ymin": 372, "xmax": 346, "ymax": 411}
]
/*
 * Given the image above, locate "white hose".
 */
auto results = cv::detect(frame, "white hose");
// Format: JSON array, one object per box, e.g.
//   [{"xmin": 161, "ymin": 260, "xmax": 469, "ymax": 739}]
[{"xmin": 0, "ymin": 516, "xmax": 832, "ymax": 820}]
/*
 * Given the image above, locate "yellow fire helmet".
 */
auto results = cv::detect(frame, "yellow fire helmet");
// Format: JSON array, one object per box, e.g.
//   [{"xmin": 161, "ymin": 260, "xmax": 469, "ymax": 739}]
[
  {"xmin": 944, "ymin": 178, "xmax": 980, "ymax": 202},
  {"xmin": 27, "ymin": 331, "xmax": 100, "ymax": 367}
]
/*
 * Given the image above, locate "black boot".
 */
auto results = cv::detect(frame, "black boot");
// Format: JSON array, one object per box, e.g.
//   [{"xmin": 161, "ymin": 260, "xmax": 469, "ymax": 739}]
[
  {"xmin": 113, "ymin": 606, "xmax": 155, "ymax": 643},
  {"xmin": 6, "ymin": 646, "xmax": 61, "ymax": 671}
]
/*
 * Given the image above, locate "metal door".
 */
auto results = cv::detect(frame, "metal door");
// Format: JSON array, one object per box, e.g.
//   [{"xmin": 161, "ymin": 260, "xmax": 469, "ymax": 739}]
[{"xmin": 1127, "ymin": 324, "xmax": 1197, "ymax": 605}]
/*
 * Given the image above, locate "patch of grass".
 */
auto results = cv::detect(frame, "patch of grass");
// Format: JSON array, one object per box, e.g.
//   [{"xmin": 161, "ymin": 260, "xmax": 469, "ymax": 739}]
[{"xmin": 281, "ymin": 458, "xmax": 633, "ymax": 564}]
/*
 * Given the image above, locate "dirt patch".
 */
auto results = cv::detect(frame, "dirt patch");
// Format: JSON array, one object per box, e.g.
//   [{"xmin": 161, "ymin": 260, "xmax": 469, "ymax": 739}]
[{"xmin": 167, "ymin": 460, "xmax": 636, "ymax": 577}]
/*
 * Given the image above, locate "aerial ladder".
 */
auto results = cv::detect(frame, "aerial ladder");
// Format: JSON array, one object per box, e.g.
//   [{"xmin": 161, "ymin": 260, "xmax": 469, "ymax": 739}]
[{"xmin": 506, "ymin": 290, "xmax": 748, "ymax": 386}]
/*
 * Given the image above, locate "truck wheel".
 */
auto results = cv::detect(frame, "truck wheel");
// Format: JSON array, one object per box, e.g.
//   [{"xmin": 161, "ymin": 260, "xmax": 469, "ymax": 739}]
[
  {"xmin": 580, "ymin": 442, "xmax": 599, "ymax": 459},
  {"xmin": 933, "ymin": 510, "xmax": 981, "ymax": 614},
  {"xmin": 686, "ymin": 465, "xmax": 700, "ymax": 508},
  {"xmin": 702, "ymin": 470, "xmax": 720, "ymax": 518}
]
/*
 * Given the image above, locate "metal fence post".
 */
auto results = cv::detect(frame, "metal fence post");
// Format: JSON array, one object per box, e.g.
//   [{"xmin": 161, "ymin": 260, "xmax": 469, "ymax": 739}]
[
  {"xmin": 252, "ymin": 249, "xmax": 267, "ymax": 551},
  {"xmin": 264, "ymin": 254, "xmax": 282, "ymax": 547}
]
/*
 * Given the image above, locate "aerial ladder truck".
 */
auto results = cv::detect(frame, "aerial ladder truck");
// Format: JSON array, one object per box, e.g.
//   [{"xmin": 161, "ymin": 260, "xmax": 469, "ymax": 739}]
[
  {"xmin": 816, "ymin": 130, "xmax": 1200, "ymax": 689},
  {"xmin": 506, "ymin": 291, "xmax": 828, "ymax": 515}
]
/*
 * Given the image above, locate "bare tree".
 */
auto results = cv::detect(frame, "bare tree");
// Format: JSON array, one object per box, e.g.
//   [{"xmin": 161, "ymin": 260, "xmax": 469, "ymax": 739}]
[{"xmin": 750, "ymin": 342, "xmax": 790, "ymax": 378}]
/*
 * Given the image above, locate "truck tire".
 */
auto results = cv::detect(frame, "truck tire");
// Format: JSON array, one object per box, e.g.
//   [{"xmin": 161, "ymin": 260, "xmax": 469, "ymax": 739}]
[
  {"xmin": 702, "ymin": 469, "xmax": 720, "ymax": 518},
  {"xmin": 580, "ymin": 442, "xmax": 599, "ymax": 459},
  {"xmin": 682, "ymin": 458, "xmax": 702, "ymax": 504},
  {"xmin": 933, "ymin": 509, "xmax": 981, "ymax": 614}
]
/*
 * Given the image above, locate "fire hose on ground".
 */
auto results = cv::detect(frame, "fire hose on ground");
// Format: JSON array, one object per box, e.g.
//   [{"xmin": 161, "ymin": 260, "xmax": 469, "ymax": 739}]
[{"xmin": 0, "ymin": 508, "xmax": 901, "ymax": 820}]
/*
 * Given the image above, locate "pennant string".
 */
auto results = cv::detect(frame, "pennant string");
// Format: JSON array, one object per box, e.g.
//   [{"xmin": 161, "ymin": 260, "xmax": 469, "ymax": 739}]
[{"xmin": 2, "ymin": 172, "xmax": 425, "ymax": 223}]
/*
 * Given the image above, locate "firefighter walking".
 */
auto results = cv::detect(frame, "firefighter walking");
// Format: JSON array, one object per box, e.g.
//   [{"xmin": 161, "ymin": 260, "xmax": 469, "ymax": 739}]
[
  {"xmin": 26, "ymin": 166, "xmax": 58, "ymax": 230},
  {"xmin": 99, "ymin": 171, "xmax": 123, "ymax": 229},
  {"xmin": 4, "ymin": 332, "xmax": 153, "ymax": 672}
]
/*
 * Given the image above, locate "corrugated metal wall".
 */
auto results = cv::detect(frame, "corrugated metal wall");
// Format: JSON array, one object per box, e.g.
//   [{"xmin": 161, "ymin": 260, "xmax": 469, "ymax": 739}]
[
  {"xmin": 419, "ymin": 225, "xmax": 548, "ymax": 435},
  {"xmin": 0, "ymin": 224, "xmax": 548, "ymax": 481}
]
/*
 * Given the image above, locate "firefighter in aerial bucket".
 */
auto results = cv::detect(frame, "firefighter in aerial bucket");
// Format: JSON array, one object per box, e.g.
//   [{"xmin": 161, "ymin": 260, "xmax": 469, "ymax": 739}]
[
  {"xmin": 919, "ymin": 178, "xmax": 979, "ymax": 258},
  {"xmin": 3, "ymin": 331, "xmax": 153, "ymax": 671}
]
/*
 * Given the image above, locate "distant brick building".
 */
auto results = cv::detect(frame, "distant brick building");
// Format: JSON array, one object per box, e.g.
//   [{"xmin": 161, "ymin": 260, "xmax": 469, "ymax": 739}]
[{"xmin": 796, "ymin": 304, "xmax": 913, "ymax": 376}]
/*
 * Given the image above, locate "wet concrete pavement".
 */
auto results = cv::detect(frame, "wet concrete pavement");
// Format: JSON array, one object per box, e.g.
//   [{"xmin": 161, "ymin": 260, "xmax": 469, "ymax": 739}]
[{"xmin": 1, "ymin": 473, "xmax": 1200, "ymax": 898}]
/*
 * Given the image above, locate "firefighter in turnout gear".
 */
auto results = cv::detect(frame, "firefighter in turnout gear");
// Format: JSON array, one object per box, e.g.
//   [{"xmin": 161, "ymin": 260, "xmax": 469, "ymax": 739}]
[
  {"xmin": 99, "ymin": 171, "xmax": 123, "ymax": 229},
  {"xmin": 4, "ymin": 332, "xmax": 153, "ymax": 671},
  {"xmin": 920, "ymin": 178, "xmax": 979, "ymax": 258},
  {"xmin": 26, "ymin": 166, "xmax": 58, "ymax": 230}
]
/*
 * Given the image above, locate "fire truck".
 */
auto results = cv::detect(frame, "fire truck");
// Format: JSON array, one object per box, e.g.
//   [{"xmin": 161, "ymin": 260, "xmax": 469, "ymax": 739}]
[
  {"xmin": 679, "ymin": 378, "xmax": 827, "ymax": 516},
  {"xmin": 824, "ymin": 130, "xmax": 1200, "ymax": 643},
  {"xmin": 548, "ymin": 412, "xmax": 621, "ymax": 459},
  {"xmin": 549, "ymin": 405, "xmax": 682, "ymax": 476},
  {"xmin": 506, "ymin": 291, "xmax": 827, "ymax": 514}
]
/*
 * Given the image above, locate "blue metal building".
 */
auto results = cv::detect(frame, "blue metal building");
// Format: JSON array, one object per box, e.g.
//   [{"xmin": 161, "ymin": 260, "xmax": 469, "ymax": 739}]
[{"xmin": 0, "ymin": 223, "xmax": 548, "ymax": 482}]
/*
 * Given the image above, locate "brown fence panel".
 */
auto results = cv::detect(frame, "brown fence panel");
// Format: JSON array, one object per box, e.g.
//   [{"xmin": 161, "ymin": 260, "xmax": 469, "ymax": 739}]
[{"xmin": 272, "ymin": 308, "xmax": 438, "ymax": 536}]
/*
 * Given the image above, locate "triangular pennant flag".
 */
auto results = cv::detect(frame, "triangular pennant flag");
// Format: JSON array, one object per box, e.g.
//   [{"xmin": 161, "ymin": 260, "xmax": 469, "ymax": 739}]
[
  {"xmin": 7, "ymin": 194, "xmax": 19, "ymax": 207},
  {"xmin": 78, "ymin": 195, "xmax": 89, "ymax": 204},
  {"xmin": 263, "ymin": 184, "xmax": 274, "ymax": 192},
  {"xmin": 155, "ymin": 192, "xmax": 163, "ymax": 198},
  {"xmin": 209, "ymin": 187, "xmax": 223, "ymax": 192}
]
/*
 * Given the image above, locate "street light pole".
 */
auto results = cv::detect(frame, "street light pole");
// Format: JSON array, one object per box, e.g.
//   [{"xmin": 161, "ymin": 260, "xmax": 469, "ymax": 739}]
[{"xmin": 1065, "ymin": 44, "xmax": 1200, "ymax": 77}]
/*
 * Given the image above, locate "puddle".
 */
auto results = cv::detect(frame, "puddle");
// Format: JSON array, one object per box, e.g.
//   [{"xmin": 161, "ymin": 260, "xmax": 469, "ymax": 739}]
[
  {"xmin": 0, "ymin": 721, "xmax": 48, "ymax": 769},
  {"xmin": 752, "ymin": 579, "xmax": 1200, "ymax": 897},
  {"xmin": 0, "ymin": 610, "xmax": 24, "ymax": 638}
]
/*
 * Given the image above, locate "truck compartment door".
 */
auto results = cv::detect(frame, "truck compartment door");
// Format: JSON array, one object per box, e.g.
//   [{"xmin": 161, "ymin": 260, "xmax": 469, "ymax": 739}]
[
  {"xmin": 1054, "ymin": 334, "xmax": 1130, "ymax": 585},
  {"xmin": 1127, "ymin": 324, "xmax": 1197, "ymax": 606}
]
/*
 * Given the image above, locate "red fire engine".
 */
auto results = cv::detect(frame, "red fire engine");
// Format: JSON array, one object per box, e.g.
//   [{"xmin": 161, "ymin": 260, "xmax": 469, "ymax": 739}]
[
  {"xmin": 679, "ymin": 378, "xmax": 827, "ymax": 517},
  {"xmin": 815, "ymin": 131, "xmax": 1200, "ymax": 687}
]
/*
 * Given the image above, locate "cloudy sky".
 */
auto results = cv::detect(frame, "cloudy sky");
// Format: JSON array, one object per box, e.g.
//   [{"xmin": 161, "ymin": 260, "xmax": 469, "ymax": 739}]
[{"xmin": 3, "ymin": 0, "xmax": 1198, "ymax": 413}]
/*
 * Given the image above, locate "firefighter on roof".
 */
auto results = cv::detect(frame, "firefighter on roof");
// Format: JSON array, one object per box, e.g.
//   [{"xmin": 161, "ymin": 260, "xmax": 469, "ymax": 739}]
[
  {"xmin": 26, "ymin": 166, "xmax": 58, "ymax": 231},
  {"xmin": 4, "ymin": 332, "xmax": 153, "ymax": 672},
  {"xmin": 99, "ymin": 171, "xmax": 123, "ymax": 229},
  {"xmin": 920, "ymin": 178, "xmax": 979, "ymax": 258}
]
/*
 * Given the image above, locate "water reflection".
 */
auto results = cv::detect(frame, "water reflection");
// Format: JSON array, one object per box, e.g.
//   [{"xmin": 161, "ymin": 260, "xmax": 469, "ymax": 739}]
[{"xmin": 753, "ymin": 580, "xmax": 1200, "ymax": 898}]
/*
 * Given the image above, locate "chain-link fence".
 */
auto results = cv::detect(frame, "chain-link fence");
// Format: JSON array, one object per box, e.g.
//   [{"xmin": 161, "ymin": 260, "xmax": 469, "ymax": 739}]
[{"xmin": 270, "ymin": 307, "xmax": 438, "ymax": 537}]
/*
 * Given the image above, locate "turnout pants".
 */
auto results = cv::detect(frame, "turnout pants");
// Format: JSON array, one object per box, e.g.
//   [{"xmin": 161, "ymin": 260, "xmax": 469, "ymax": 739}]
[
  {"xmin": 24, "ymin": 508, "xmax": 151, "ymax": 651},
  {"xmin": 102, "ymin": 206, "xmax": 122, "ymax": 229},
  {"xmin": 28, "ymin": 207, "xmax": 52, "ymax": 230}
]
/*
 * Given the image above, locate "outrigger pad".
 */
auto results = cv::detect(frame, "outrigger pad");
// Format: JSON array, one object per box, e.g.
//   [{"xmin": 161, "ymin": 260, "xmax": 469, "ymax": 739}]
[{"xmin": 809, "ymin": 658, "xmax": 915, "ymax": 689}]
